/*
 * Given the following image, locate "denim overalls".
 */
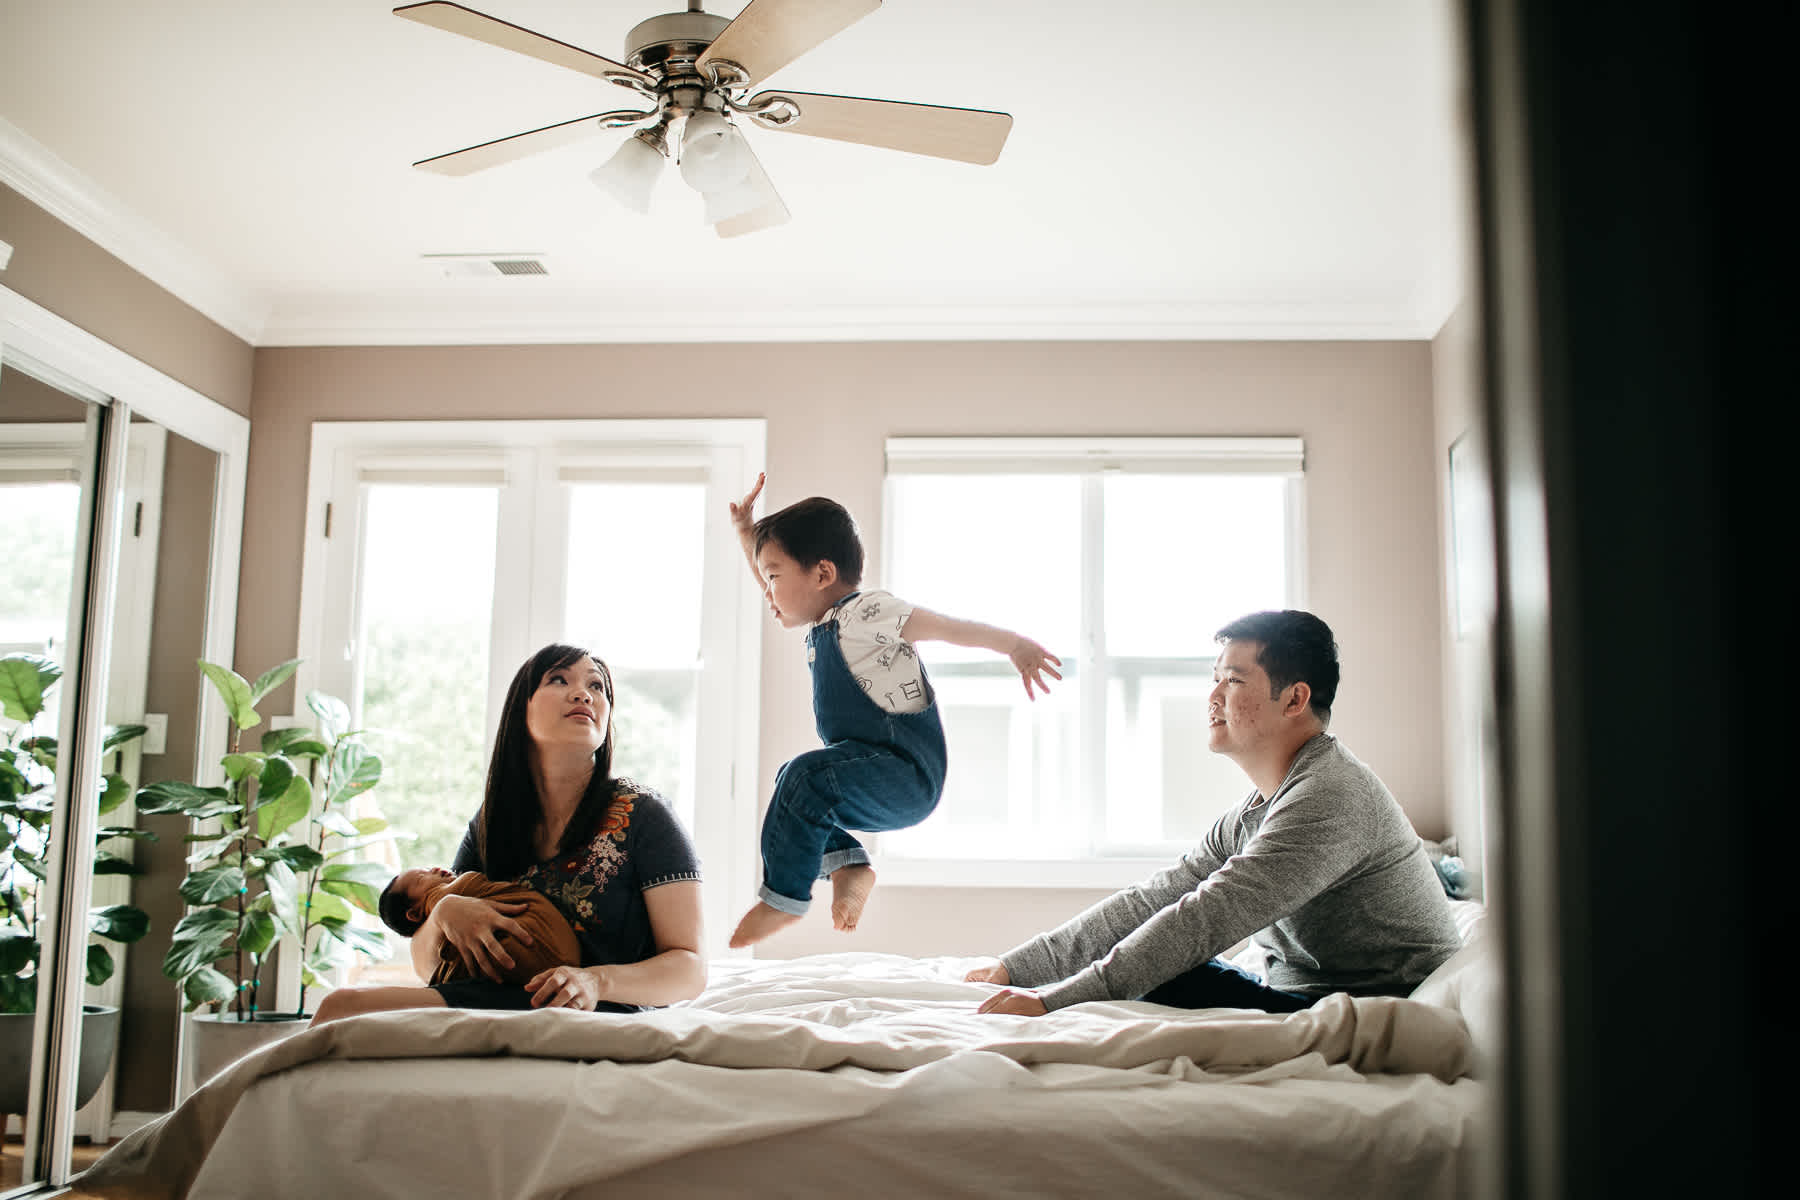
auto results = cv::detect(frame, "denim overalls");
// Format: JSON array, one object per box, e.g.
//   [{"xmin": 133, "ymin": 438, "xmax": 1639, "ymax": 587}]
[{"xmin": 757, "ymin": 593, "xmax": 949, "ymax": 915}]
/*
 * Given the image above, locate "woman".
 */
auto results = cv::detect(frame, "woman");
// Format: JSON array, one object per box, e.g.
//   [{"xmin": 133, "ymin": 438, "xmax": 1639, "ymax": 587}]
[{"xmin": 312, "ymin": 644, "xmax": 705, "ymax": 1023}]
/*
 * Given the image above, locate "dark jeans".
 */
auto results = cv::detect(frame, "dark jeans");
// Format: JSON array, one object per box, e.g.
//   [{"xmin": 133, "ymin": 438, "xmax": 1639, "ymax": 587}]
[
  {"xmin": 1139, "ymin": 958, "xmax": 1315, "ymax": 1014},
  {"xmin": 431, "ymin": 977, "xmax": 641, "ymax": 1013}
]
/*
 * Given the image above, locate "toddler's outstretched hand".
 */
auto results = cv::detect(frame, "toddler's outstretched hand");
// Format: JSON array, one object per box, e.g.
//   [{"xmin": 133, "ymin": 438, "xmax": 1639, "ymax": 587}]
[
  {"xmin": 729, "ymin": 472, "xmax": 765, "ymax": 536},
  {"xmin": 1010, "ymin": 637, "xmax": 1063, "ymax": 700}
]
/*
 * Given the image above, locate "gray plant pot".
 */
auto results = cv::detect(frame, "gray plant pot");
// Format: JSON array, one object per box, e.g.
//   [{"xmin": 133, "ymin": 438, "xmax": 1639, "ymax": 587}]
[
  {"xmin": 186, "ymin": 1011, "xmax": 312, "ymax": 1089},
  {"xmin": 0, "ymin": 1004, "xmax": 122, "ymax": 1116}
]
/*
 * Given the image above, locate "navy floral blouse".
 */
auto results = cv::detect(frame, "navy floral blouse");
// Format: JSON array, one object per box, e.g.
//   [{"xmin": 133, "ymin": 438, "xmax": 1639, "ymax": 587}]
[{"xmin": 451, "ymin": 781, "xmax": 701, "ymax": 970}]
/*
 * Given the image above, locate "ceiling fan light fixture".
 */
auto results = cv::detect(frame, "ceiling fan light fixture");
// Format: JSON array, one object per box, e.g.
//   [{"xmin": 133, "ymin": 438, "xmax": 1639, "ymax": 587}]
[
  {"xmin": 589, "ymin": 128, "xmax": 668, "ymax": 215},
  {"xmin": 678, "ymin": 111, "xmax": 752, "ymax": 195}
]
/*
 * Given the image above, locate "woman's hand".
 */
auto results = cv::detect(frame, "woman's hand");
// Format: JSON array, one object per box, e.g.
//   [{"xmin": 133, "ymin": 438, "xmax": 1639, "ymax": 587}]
[
  {"xmin": 431, "ymin": 893, "xmax": 534, "ymax": 982},
  {"xmin": 528, "ymin": 964, "xmax": 609, "ymax": 1010},
  {"xmin": 976, "ymin": 987, "xmax": 1049, "ymax": 1017},
  {"xmin": 963, "ymin": 959, "xmax": 1011, "ymax": 986},
  {"xmin": 1008, "ymin": 636, "xmax": 1063, "ymax": 700}
]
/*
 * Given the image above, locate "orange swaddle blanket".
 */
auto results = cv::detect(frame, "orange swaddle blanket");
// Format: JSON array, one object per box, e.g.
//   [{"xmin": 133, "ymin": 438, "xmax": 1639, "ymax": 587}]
[{"xmin": 422, "ymin": 872, "xmax": 583, "ymax": 986}]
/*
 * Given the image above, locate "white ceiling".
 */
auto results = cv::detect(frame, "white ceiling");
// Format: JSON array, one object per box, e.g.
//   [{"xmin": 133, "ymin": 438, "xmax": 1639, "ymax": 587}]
[{"xmin": 0, "ymin": 0, "xmax": 1470, "ymax": 347}]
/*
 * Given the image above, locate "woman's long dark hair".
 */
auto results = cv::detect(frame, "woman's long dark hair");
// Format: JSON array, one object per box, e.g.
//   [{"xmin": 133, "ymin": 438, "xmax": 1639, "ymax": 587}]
[{"xmin": 475, "ymin": 643, "xmax": 618, "ymax": 880}]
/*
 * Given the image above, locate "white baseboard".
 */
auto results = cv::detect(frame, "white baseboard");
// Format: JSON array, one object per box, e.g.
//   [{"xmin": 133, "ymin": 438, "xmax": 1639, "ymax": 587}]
[{"xmin": 108, "ymin": 1110, "xmax": 162, "ymax": 1139}]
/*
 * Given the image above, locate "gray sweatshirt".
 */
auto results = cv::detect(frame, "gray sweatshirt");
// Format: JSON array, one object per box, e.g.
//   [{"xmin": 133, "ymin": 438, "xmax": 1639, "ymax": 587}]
[{"xmin": 1001, "ymin": 734, "xmax": 1462, "ymax": 1010}]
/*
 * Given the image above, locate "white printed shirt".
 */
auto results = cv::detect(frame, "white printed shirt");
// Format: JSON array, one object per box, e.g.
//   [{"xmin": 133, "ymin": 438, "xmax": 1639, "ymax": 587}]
[{"xmin": 813, "ymin": 590, "xmax": 929, "ymax": 714}]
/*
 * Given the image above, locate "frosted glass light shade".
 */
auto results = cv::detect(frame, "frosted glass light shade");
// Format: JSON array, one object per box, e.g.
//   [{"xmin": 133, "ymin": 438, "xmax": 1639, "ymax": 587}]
[
  {"xmin": 703, "ymin": 167, "xmax": 775, "ymax": 224},
  {"xmin": 678, "ymin": 112, "xmax": 752, "ymax": 195},
  {"xmin": 590, "ymin": 133, "xmax": 666, "ymax": 214}
]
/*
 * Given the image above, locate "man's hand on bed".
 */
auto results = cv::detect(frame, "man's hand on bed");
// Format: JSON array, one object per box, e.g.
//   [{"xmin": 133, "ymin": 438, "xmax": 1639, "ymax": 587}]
[
  {"xmin": 963, "ymin": 959, "xmax": 1010, "ymax": 986},
  {"xmin": 976, "ymin": 987, "xmax": 1049, "ymax": 1017},
  {"xmin": 528, "ymin": 964, "xmax": 607, "ymax": 1010}
]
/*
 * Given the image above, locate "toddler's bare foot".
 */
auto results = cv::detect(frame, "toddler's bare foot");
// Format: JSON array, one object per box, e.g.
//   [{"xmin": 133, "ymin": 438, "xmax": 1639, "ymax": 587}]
[
  {"xmin": 830, "ymin": 865, "xmax": 877, "ymax": 932},
  {"xmin": 729, "ymin": 902, "xmax": 802, "ymax": 948}
]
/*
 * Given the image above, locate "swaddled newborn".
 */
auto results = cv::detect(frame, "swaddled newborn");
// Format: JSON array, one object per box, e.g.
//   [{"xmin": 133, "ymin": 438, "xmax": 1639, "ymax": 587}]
[{"xmin": 378, "ymin": 866, "xmax": 582, "ymax": 986}]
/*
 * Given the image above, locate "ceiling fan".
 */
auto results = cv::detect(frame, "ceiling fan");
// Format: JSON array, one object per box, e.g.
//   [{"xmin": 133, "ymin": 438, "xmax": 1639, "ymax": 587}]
[{"xmin": 394, "ymin": 0, "xmax": 1014, "ymax": 237}]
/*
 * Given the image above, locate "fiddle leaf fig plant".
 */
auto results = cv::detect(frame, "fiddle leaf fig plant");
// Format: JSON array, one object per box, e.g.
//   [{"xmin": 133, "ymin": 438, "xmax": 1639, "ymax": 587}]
[
  {"xmin": 135, "ymin": 658, "xmax": 401, "ymax": 1019},
  {"xmin": 0, "ymin": 652, "xmax": 153, "ymax": 1014}
]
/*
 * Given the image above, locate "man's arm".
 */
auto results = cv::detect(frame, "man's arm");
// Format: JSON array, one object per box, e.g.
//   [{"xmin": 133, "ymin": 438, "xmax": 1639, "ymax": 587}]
[
  {"xmin": 899, "ymin": 606, "xmax": 1062, "ymax": 699},
  {"xmin": 1032, "ymin": 779, "xmax": 1372, "ymax": 1009}
]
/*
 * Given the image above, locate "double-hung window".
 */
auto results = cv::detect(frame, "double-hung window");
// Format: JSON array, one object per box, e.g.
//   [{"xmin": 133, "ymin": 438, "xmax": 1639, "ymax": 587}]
[
  {"xmin": 293, "ymin": 420, "xmax": 764, "ymax": 966},
  {"xmin": 878, "ymin": 437, "xmax": 1304, "ymax": 885}
]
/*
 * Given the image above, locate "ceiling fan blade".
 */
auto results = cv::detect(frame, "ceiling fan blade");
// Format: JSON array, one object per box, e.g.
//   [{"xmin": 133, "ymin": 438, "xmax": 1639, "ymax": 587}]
[
  {"xmin": 414, "ymin": 113, "xmax": 616, "ymax": 175},
  {"xmin": 715, "ymin": 144, "xmax": 790, "ymax": 239},
  {"xmin": 696, "ymin": 0, "xmax": 881, "ymax": 89},
  {"xmin": 394, "ymin": 2, "xmax": 653, "ymax": 91},
  {"xmin": 748, "ymin": 91, "xmax": 1012, "ymax": 165}
]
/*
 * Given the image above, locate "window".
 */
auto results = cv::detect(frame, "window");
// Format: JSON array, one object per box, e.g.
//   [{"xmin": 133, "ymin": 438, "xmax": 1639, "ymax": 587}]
[
  {"xmin": 293, "ymin": 421, "xmax": 764, "ymax": 966},
  {"xmin": 879, "ymin": 437, "xmax": 1304, "ymax": 883}
]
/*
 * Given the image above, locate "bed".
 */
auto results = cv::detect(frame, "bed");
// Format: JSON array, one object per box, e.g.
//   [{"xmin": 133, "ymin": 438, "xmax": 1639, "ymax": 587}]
[{"xmin": 80, "ymin": 901, "xmax": 1492, "ymax": 1199}]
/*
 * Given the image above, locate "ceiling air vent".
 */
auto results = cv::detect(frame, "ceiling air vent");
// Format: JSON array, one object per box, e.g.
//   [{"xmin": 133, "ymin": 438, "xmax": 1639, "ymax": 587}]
[{"xmin": 423, "ymin": 253, "xmax": 549, "ymax": 278}]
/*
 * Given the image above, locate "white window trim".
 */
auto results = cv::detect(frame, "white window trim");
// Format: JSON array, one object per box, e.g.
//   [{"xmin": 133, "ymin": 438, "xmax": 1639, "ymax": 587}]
[
  {"xmin": 878, "ymin": 435, "xmax": 1305, "ymax": 890},
  {"xmin": 290, "ymin": 419, "xmax": 764, "ymax": 973}
]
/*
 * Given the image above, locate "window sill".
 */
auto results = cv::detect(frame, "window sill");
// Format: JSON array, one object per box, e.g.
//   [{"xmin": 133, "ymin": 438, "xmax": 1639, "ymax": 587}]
[{"xmin": 873, "ymin": 857, "xmax": 1171, "ymax": 890}]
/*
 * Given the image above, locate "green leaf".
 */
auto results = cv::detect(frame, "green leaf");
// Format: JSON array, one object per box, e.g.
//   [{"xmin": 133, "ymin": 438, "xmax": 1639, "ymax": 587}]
[
  {"xmin": 89, "ymin": 904, "xmax": 150, "ymax": 943},
  {"xmin": 221, "ymin": 752, "xmax": 267, "ymax": 782},
  {"xmin": 179, "ymin": 865, "xmax": 247, "ymax": 905},
  {"xmin": 162, "ymin": 909, "xmax": 237, "ymax": 979},
  {"xmin": 1, "ymin": 973, "xmax": 38, "ymax": 1014},
  {"xmin": 320, "ymin": 861, "xmax": 392, "ymax": 915},
  {"xmin": 306, "ymin": 691, "xmax": 351, "ymax": 741},
  {"xmin": 182, "ymin": 966, "xmax": 236, "ymax": 1008},
  {"xmin": 85, "ymin": 943, "xmax": 116, "ymax": 986},
  {"xmin": 238, "ymin": 910, "xmax": 278, "ymax": 957},
  {"xmin": 314, "ymin": 809, "xmax": 361, "ymax": 838},
  {"xmin": 0, "ymin": 926, "xmax": 36, "ymax": 973},
  {"xmin": 91, "ymin": 849, "xmax": 144, "ymax": 876},
  {"xmin": 300, "ymin": 889, "xmax": 353, "ymax": 926},
  {"xmin": 0, "ymin": 654, "xmax": 59, "ymax": 724},
  {"xmin": 248, "ymin": 659, "xmax": 302, "ymax": 707},
  {"xmin": 326, "ymin": 743, "xmax": 381, "ymax": 805},
  {"xmin": 256, "ymin": 844, "xmax": 326, "ymax": 872},
  {"xmin": 262, "ymin": 860, "xmax": 299, "ymax": 932},
  {"xmin": 97, "ymin": 825, "xmax": 158, "ymax": 843},
  {"xmin": 136, "ymin": 780, "xmax": 235, "ymax": 818},
  {"xmin": 198, "ymin": 660, "xmax": 258, "ymax": 730},
  {"xmin": 101, "ymin": 723, "xmax": 148, "ymax": 752},
  {"xmin": 97, "ymin": 773, "xmax": 133, "ymax": 815},
  {"xmin": 260, "ymin": 727, "xmax": 328, "ymax": 759},
  {"xmin": 254, "ymin": 773, "xmax": 312, "ymax": 841},
  {"xmin": 24, "ymin": 737, "xmax": 56, "ymax": 771},
  {"xmin": 318, "ymin": 917, "xmax": 391, "ymax": 960}
]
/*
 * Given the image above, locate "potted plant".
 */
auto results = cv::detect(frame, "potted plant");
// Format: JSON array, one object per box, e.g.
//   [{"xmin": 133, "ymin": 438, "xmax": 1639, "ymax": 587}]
[
  {"xmin": 133, "ymin": 659, "xmax": 402, "ymax": 1084},
  {"xmin": 0, "ymin": 652, "xmax": 153, "ymax": 1116}
]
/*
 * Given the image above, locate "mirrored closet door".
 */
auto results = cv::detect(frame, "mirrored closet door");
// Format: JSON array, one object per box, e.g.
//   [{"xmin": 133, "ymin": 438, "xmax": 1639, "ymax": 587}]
[{"xmin": 1, "ymin": 285, "xmax": 247, "ymax": 1195}]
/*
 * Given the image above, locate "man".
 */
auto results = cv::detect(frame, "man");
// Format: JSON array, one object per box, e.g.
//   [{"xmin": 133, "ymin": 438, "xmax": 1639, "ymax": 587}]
[{"xmin": 968, "ymin": 609, "xmax": 1461, "ymax": 1016}]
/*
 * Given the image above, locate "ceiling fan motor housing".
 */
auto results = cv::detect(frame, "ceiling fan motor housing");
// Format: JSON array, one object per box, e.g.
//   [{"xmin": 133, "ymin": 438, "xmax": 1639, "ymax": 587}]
[{"xmin": 625, "ymin": 11, "xmax": 730, "ymax": 75}]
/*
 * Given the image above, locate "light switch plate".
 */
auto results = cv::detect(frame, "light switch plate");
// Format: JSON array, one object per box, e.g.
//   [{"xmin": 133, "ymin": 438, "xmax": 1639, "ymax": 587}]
[{"xmin": 141, "ymin": 712, "xmax": 168, "ymax": 755}]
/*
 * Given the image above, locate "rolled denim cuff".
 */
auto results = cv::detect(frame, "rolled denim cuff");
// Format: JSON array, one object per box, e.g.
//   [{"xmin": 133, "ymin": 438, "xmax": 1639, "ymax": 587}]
[
  {"xmin": 756, "ymin": 884, "xmax": 811, "ymax": 917},
  {"xmin": 818, "ymin": 846, "xmax": 873, "ymax": 877}
]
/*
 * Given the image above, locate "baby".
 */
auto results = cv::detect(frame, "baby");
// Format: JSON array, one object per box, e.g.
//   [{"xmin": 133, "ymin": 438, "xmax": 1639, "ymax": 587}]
[{"xmin": 377, "ymin": 865, "xmax": 582, "ymax": 987}]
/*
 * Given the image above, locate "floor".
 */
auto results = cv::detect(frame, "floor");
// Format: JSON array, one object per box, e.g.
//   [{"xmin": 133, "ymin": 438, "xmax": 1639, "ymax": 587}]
[{"xmin": 1, "ymin": 1136, "xmax": 109, "ymax": 1194}]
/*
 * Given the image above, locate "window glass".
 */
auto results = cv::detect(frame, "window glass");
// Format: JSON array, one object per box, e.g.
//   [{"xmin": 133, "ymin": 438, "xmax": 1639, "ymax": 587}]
[
  {"xmin": 357, "ymin": 484, "xmax": 499, "ymax": 871},
  {"xmin": 563, "ymin": 481, "xmax": 706, "ymax": 828}
]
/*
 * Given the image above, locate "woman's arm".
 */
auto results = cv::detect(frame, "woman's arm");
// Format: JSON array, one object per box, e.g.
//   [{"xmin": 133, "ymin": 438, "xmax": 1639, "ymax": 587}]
[
  {"xmin": 411, "ymin": 892, "xmax": 534, "ymax": 983},
  {"xmin": 900, "ymin": 605, "xmax": 1063, "ymax": 699},
  {"xmin": 526, "ymin": 881, "xmax": 707, "ymax": 1009}
]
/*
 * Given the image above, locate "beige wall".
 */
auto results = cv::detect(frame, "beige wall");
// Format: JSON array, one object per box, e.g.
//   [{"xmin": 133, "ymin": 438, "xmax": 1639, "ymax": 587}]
[
  {"xmin": 244, "ymin": 339, "xmax": 1448, "ymax": 958},
  {"xmin": 0, "ymin": 183, "xmax": 253, "ymax": 415}
]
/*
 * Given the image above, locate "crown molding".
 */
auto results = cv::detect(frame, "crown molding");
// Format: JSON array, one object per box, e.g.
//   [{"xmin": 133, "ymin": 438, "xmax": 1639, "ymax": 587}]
[
  {"xmin": 256, "ymin": 297, "xmax": 1444, "ymax": 347},
  {"xmin": 0, "ymin": 118, "xmax": 269, "ymax": 345}
]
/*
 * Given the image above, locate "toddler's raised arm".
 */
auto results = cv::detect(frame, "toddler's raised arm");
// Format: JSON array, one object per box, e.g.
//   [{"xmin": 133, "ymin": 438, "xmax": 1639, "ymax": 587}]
[
  {"xmin": 728, "ymin": 472, "xmax": 768, "ymax": 592},
  {"xmin": 900, "ymin": 607, "xmax": 1063, "ymax": 700}
]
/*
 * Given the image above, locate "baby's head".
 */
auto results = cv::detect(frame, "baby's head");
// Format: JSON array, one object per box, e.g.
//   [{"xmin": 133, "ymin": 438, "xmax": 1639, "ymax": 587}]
[
  {"xmin": 753, "ymin": 497, "xmax": 864, "ymax": 625},
  {"xmin": 377, "ymin": 866, "xmax": 454, "ymax": 937}
]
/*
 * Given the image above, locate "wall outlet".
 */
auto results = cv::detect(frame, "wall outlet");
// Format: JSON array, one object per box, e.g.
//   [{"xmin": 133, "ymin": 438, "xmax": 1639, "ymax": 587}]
[{"xmin": 140, "ymin": 712, "xmax": 168, "ymax": 756}]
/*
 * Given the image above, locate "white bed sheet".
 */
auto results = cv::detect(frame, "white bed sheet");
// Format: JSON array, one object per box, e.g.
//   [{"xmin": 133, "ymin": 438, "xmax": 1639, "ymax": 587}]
[{"xmin": 82, "ymin": 950, "xmax": 1489, "ymax": 1200}]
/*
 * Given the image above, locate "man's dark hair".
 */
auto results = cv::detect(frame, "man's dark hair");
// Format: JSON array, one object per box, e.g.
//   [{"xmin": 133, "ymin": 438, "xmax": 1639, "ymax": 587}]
[
  {"xmin": 1214, "ymin": 610, "xmax": 1340, "ymax": 723},
  {"xmin": 752, "ymin": 496, "xmax": 864, "ymax": 587},
  {"xmin": 377, "ymin": 875, "xmax": 421, "ymax": 938}
]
